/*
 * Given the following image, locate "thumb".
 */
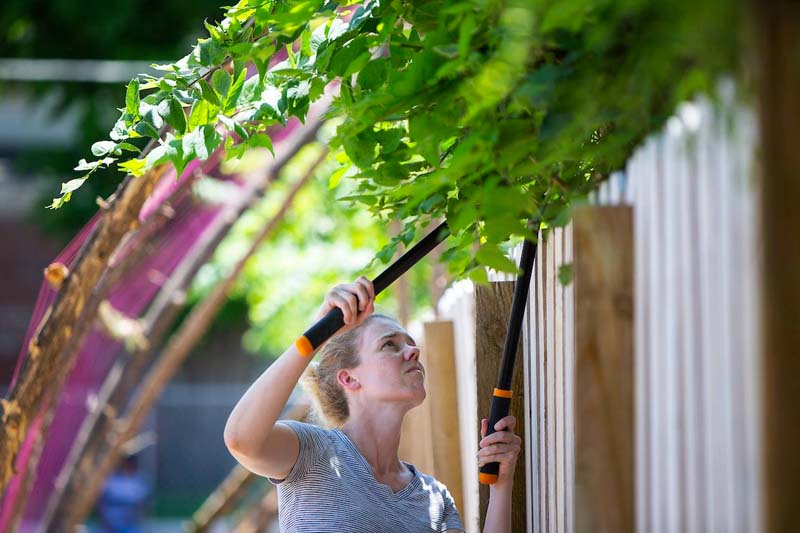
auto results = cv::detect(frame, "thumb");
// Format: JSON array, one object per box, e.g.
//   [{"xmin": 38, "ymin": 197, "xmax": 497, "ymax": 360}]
[{"xmin": 480, "ymin": 418, "xmax": 488, "ymax": 440}]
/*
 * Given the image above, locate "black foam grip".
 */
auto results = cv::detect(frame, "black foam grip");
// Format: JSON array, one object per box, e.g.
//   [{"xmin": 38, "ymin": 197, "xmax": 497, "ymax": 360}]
[
  {"xmin": 479, "ymin": 394, "xmax": 512, "ymax": 479},
  {"xmin": 303, "ymin": 307, "xmax": 345, "ymax": 350},
  {"xmin": 298, "ymin": 221, "xmax": 449, "ymax": 353}
]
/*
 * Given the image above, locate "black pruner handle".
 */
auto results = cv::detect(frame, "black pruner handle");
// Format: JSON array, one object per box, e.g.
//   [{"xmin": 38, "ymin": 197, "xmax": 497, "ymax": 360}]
[
  {"xmin": 478, "ymin": 388, "xmax": 513, "ymax": 484},
  {"xmin": 294, "ymin": 221, "xmax": 449, "ymax": 357},
  {"xmin": 295, "ymin": 307, "xmax": 345, "ymax": 356}
]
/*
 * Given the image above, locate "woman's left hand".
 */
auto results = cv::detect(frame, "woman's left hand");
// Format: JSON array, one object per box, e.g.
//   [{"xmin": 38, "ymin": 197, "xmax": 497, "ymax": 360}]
[{"xmin": 478, "ymin": 415, "xmax": 522, "ymax": 487}]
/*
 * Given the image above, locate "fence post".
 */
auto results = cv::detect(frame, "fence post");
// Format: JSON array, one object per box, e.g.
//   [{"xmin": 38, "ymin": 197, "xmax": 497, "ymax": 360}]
[
  {"xmin": 423, "ymin": 320, "xmax": 465, "ymax": 513},
  {"xmin": 475, "ymin": 282, "xmax": 527, "ymax": 532},
  {"xmin": 754, "ymin": 2, "xmax": 800, "ymax": 531},
  {"xmin": 572, "ymin": 206, "xmax": 634, "ymax": 533}
]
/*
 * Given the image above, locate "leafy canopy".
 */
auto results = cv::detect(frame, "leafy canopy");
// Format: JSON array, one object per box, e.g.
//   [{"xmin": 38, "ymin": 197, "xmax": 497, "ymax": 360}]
[{"xmin": 51, "ymin": 0, "xmax": 740, "ymax": 277}]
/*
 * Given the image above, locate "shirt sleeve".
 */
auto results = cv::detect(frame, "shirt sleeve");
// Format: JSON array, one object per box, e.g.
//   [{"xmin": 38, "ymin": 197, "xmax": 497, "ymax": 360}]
[
  {"xmin": 268, "ymin": 420, "xmax": 331, "ymax": 485},
  {"xmin": 441, "ymin": 485, "xmax": 466, "ymax": 532}
]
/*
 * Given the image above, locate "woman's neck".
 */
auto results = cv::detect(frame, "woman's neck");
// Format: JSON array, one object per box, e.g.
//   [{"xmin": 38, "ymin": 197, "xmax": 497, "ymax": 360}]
[{"xmin": 341, "ymin": 405, "xmax": 407, "ymax": 477}]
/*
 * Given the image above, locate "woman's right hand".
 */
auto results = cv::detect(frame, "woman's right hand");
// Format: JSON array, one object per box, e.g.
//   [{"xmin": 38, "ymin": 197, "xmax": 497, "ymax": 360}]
[{"xmin": 316, "ymin": 276, "xmax": 375, "ymax": 331}]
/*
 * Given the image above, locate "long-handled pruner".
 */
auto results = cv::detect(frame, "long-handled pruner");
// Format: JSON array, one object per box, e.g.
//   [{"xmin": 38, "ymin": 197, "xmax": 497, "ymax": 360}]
[
  {"xmin": 294, "ymin": 221, "xmax": 450, "ymax": 357},
  {"xmin": 479, "ymin": 229, "xmax": 538, "ymax": 485}
]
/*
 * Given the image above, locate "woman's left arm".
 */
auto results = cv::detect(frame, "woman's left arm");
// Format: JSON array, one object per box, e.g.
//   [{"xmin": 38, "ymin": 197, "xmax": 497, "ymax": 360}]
[{"xmin": 477, "ymin": 415, "xmax": 522, "ymax": 533}]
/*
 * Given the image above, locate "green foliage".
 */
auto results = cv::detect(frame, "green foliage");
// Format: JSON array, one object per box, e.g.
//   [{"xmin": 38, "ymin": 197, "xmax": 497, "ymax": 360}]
[
  {"xmin": 51, "ymin": 0, "xmax": 742, "ymax": 275},
  {"xmin": 188, "ymin": 143, "xmax": 433, "ymax": 355}
]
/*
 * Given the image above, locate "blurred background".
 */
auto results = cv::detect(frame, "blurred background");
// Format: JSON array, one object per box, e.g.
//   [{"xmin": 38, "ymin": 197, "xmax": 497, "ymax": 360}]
[
  {"xmin": 0, "ymin": 1, "xmax": 440, "ymax": 529},
  {"xmin": 2, "ymin": 1, "xmax": 797, "ymax": 532}
]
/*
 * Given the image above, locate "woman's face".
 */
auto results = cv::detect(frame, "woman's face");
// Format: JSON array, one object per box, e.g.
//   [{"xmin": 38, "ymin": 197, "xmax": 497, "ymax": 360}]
[{"xmin": 346, "ymin": 317, "xmax": 426, "ymax": 406}]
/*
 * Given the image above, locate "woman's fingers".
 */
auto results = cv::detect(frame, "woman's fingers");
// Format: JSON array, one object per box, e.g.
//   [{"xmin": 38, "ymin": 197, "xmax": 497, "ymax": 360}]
[
  {"xmin": 479, "ymin": 429, "xmax": 521, "ymax": 449},
  {"xmin": 493, "ymin": 415, "xmax": 516, "ymax": 433},
  {"xmin": 321, "ymin": 278, "xmax": 376, "ymax": 326},
  {"xmin": 477, "ymin": 450, "xmax": 520, "ymax": 468},
  {"xmin": 329, "ymin": 287, "xmax": 358, "ymax": 324},
  {"xmin": 356, "ymin": 275, "xmax": 375, "ymax": 300},
  {"xmin": 477, "ymin": 439, "xmax": 522, "ymax": 458},
  {"xmin": 351, "ymin": 280, "xmax": 371, "ymax": 312}
]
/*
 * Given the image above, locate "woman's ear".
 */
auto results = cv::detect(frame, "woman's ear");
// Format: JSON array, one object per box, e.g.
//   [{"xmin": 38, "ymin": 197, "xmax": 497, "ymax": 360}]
[{"xmin": 337, "ymin": 369, "xmax": 360, "ymax": 391}]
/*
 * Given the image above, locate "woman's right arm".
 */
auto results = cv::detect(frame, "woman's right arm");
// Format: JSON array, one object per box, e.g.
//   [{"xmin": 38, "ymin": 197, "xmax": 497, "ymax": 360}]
[{"xmin": 223, "ymin": 277, "xmax": 374, "ymax": 480}]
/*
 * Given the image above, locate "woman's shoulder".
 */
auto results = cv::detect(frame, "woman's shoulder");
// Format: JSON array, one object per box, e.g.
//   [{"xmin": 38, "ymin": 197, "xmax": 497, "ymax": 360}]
[{"xmin": 279, "ymin": 419, "xmax": 337, "ymax": 444}]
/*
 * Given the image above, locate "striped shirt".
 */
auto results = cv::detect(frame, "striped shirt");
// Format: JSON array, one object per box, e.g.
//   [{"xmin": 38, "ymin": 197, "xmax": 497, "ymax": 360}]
[{"xmin": 269, "ymin": 420, "xmax": 465, "ymax": 532}]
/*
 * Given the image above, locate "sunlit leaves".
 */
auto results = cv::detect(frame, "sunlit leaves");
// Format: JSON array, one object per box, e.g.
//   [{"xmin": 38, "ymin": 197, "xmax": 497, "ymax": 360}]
[
  {"xmin": 50, "ymin": 0, "xmax": 740, "ymax": 280},
  {"xmin": 125, "ymin": 79, "xmax": 140, "ymax": 118}
]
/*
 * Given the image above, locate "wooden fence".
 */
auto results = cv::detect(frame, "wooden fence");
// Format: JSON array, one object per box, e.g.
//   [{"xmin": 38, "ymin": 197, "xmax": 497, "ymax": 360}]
[{"xmin": 436, "ymin": 92, "xmax": 761, "ymax": 533}]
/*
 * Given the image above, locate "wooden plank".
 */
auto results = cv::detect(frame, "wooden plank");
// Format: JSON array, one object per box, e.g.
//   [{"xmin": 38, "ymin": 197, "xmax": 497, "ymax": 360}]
[
  {"xmin": 536, "ymin": 239, "xmax": 548, "ymax": 533},
  {"xmin": 546, "ymin": 233, "xmax": 557, "ymax": 532},
  {"xmin": 716, "ymin": 105, "xmax": 738, "ymax": 532},
  {"xmin": 554, "ymin": 228, "xmax": 565, "ymax": 533},
  {"xmin": 630, "ymin": 144, "xmax": 649, "ymax": 533},
  {"xmin": 522, "ymin": 259, "xmax": 538, "ymax": 533},
  {"xmin": 662, "ymin": 126, "xmax": 682, "ymax": 532},
  {"xmin": 679, "ymin": 114, "xmax": 705, "ymax": 533},
  {"xmin": 475, "ymin": 282, "xmax": 527, "ymax": 532},
  {"xmin": 438, "ymin": 283, "xmax": 480, "ymax": 533},
  {"xmin": 750, "ymin": 5, "xmax": 800, "ymax": 533},
  {"xmin": 563, "ymin": 223, "xmax": 575, "ymax": 533},
  {"xmin": 734, "ymin": 108, "xmax": 761, "ymax": 533},
  {"xmin": 572, "ymin": 206, "xmax": 634, "ymax": 533},
  {"xmin": 651, "ymin": 135, "xmax": 666, "ymax": 532},
  {"xmin": 424, "ymin": 320, "xmax": 465, "ymax": 515}
]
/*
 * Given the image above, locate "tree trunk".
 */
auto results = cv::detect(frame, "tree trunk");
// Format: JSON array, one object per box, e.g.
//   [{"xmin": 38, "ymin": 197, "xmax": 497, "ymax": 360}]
[{"xmin": 0, "ymin": 164, "xmax": 167, "ymax": 492}]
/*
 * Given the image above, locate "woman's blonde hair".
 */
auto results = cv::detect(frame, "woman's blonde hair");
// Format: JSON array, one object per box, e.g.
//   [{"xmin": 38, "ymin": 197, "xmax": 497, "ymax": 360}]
[{"xmin": 300, "ymin": 314, "xmax": 395, "ymax": 427}]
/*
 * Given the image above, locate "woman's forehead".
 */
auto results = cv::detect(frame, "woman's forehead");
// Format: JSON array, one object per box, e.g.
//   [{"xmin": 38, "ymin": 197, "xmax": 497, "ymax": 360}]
[{"xmin": 363, "ymin": 317, "xmax": 414, "ymax": 344}]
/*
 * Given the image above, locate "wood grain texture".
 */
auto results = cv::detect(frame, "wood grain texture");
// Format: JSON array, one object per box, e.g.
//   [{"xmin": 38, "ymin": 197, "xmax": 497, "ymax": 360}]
[
  {"xmin": 572, "ymin": 206, "xmax": 634, "ymax": 533},
  {"xmin": 475, "ymin": 282, "xmax": 527, "ymax": 532},
  {"xmin": 754, "ymin": 2, "xmax": 800, "ymax": 531},
  {"xmin": 424, "ymin": 320, "xmax": 465, "ymax": 514}
]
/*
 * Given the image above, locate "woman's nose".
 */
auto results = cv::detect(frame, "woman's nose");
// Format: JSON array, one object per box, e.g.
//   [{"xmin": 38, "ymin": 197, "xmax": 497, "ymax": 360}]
[{"xmin": 405, "ymin": 345, "xmax": 420, "ymax": 360}]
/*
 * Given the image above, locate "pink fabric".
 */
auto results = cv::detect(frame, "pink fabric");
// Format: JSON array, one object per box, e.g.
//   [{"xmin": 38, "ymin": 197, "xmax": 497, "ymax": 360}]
[{"xmin": 0, "ymin": 84, "xmax": 329, "ymax": 530}]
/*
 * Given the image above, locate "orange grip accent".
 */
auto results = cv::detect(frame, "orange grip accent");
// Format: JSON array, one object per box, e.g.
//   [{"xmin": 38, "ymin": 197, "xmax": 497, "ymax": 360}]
[
  {"xmin": 295, "ymin": 336, "xmax": 314, "ymax": 357},
  {"xmin": 479, "ymin": 472, "xmax": 498, "ymax": 485},
  {"xmin": 493, "ymin": 388, "xmax": 513, "ymax": 398}
]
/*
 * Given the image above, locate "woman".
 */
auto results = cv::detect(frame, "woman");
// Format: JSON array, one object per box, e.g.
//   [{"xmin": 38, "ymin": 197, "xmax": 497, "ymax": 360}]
[{"xmin": 224, "ymin": 277, "xmax": 522, "ymax": 532}]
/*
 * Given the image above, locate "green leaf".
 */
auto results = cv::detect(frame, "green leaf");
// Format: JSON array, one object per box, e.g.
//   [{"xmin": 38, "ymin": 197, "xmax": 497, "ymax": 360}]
[
  {"xmin": 198, "ymin": 79, "xmax": 222, "ymax": 107},
  {"xmin": 212, "ymin": 69, "xmax": 232, "ymax": 101},
  {"xmin": 341, "ymin": 131, "xmax": 376, "ymax": 168},
  {"xmin": 197, "ymin": 38, "xmax": 225, "ymax": 67},
  {"xmin": 188, "ymin": 99, "xmax": 219, "ymax": 130},
  {"xmin": 183, "ymin": 124, "xmax": 222, "ymax": 161},
  {"xmin": 475, "ymin": 244, "xmax": 519, "ymax": 273},
  {"xmin": 91, "ymin": 141, "xmax": 117, "ymax": 157},
  {"xmin": 248, "ymin": 133, "xmax": 273, "ymax": 154},
  {"xmin": 557, "ymin": 263, "xmax": 574, "ymax": 286},
  {"xmin": 134, "ymin": 120, "xmax": 160, "ymax": 139},
  {"xmin": 60, "ymin": 176, "xmax": 88, "ymax": 195},
  {"xmin": 117, "ymin": 142, "xmax": 140, "ymax": 153},
  {"xmin": 357, "ymin": 58, "xmax": 388, "ymax": 91},
  {"xmin": 163, "ymin": 97, "xmax": 187, "ymax": 134},
  {"xmin": 225, "ymin": 67, "xmax": 248, "ymax": 110},
  {"xmin": 218, "ymin": 114, "xmax": 249, "ymax": 140},
  {"xmin": 328, "ymin": 35, "xmax": 370, "ymax": 77},
  {"xmin": 467, "ymin": 266, "xmax": 489, "ymax": 284},
  {"xmin": 126, "ymin": 78, "xmax": 140, "ymax": 117},
  {"xmin": 118, "ymin": 158, "xmax": 147, "ymax": 177},
  {"xmin": 146, "ymin": 143, "xmax": 170, "ymax": 168},
  {"xmin": 204, "ymin": 19, "xmax": 224, "ymax": 42}
]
